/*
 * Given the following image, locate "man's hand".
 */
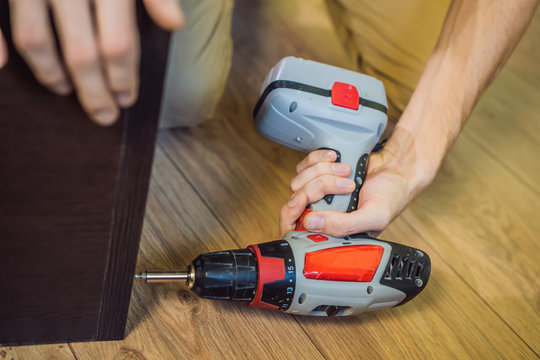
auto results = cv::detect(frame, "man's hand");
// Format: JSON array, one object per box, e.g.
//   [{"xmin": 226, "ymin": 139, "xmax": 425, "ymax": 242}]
[
  {"xmin": 279, "ymin": 140, "xmax": 422, "ymax": 237},
  {"xmin": 0, "ymin": 0, "xmax": 184, "ymax": 125},
  {"xmin": 281, "ymin": 0, "xmax": 537, "ymax": 238}
]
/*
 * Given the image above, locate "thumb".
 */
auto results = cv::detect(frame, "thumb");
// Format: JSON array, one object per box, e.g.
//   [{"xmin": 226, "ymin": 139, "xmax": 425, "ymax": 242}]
[
  {"xmin": 279, "ymin": 192, "xmax": 308, "ymax": 237},
  {"xmin": 143, "ymin": 0, "xmax": 185, "ymax": 31},
  {"xmin": 0, "ymin": 28, "xmax": 8, "ymax": 68},
  {"xmin": 303, "ymin": 205, "xmax": 391, "ymax": 238}
]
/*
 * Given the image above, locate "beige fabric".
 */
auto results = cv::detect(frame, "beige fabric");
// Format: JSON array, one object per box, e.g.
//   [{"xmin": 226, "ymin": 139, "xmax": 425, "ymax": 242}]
[
  {"xmin": 160, "ymin": 0, "xmax": 450, "ymax": 129},
  {"xmin": 326, "ymin": 0, "xmax": 451, "ymax": 125},
  {"xmin": 159, "ymin": 0, "xmax": 234, "ymax": 129}
]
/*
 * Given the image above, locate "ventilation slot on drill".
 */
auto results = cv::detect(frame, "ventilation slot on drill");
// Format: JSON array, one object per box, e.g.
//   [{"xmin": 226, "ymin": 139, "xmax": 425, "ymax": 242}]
[
  {"xmin": 415, "ymin": 261, "xmax": 426, "ymax": 279},
  {"xmin": 383, "ymin": 251, "xmax": 426, "ymax": 282},
  {"xmin": 360, "ymin": 238, "xmax": 431, "ymax": 307},
  {"xmin": 384, "ymin": 254, "xmax": 400, "ymax": 281}
]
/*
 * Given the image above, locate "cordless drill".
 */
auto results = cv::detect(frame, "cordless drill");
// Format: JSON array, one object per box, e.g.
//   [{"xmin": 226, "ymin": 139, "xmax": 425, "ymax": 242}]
[{"xmin": 135, "ymin": 57, "xmax": 430, "ymax": 317}]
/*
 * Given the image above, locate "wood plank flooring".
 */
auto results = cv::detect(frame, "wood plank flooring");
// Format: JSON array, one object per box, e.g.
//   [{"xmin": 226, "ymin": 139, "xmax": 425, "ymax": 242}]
[{"xmin": 2, "ymin": 0, "xmax": 538, "ymax": 358}]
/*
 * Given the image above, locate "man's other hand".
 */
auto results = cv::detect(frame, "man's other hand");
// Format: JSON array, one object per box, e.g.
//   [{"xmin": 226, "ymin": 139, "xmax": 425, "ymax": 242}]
[{"xmin": 0, "ymin": 0, "xmax": 184, "ymax": 125}]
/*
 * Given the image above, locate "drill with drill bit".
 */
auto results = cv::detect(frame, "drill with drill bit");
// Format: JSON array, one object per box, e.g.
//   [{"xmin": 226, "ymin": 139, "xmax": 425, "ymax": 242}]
[{"xmin": 135, "ymin": 57, "xmax": 430, "ymax": 317}]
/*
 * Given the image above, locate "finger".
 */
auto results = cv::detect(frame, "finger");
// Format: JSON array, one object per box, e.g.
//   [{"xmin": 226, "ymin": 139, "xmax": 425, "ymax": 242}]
[
  {"xmin": 143, "ymin": 0, "xmax": 185, "ymax": 30},
  {"xmin": 0, "ymin": 28, "xmax": 7, "ymax": 68},
  {"xmin": 50, "ymin": 0, "xmax": 118, "ymax": 125},
  {"xmin": 300, "ymin": 175, "xmax": 355, "ymax": 205},
  {"xmin": 290, "ymin": 161, "xmax": 351, "ymax": 192},
  {"xmin": 95, "ymin": 0, "xmax": 139, "ymax": 107},
  {"xmin": 279, "ymin": 192, "xmax": 308, "ymax": 237},
  {"xmin": 303, "ymin": 206, "xmax": 392, "ymax": 238},
  {"xmin": 296, "ymin": 150, "xmax": 337, "ymax": 174},
  {"xmin": 10, "ymin": 0, "xmax": 71, "ymax": 94}
]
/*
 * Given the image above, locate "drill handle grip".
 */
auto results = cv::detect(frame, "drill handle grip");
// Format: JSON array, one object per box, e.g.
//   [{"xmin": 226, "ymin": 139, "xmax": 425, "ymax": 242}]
[{"xmin": 310, "ymin": 147, "xmax": 370, "ymax": 213}]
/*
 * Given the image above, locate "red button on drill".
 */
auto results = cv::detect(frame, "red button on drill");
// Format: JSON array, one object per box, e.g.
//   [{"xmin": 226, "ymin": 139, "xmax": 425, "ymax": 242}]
[
  {"xmin": 307, "ymin": 234, "xmax": 328, "ymax": 242},
  {"xmin": 331, "ymin": 82, "xmax": 360, "ymax": 110}
]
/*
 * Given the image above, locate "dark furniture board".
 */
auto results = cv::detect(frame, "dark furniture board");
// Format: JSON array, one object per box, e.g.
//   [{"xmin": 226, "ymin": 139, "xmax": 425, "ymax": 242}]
[{"xmin": 0, "ymin": 2, "xmax": 169, "ymax": 345}]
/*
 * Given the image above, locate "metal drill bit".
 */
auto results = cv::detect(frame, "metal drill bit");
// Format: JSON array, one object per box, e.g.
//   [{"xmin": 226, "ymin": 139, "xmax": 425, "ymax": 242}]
[{"xmin": 134, "ymin": 270, "xmax": 190, "ymax": 283}]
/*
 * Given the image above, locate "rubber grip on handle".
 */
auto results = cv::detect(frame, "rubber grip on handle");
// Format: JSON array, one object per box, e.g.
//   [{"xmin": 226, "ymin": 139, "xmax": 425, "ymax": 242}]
[
  {"xmin": 345, "ymin": 153, "xmax": 369, "ymax": 212},
  {"xmin": 310, "ymin": 149, "xmax": 370, "ymax": 214}
]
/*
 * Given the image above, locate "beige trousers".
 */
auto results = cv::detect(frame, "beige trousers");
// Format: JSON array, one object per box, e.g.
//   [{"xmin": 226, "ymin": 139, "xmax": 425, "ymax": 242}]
[
  {"xmin": 325, "ymin": 0, "xmax": 450, "ymax": 125},
  {"xmin": 159, "ymin": 0, "xmax": 450, "ymax": 129},
  {"xmin": 159, "ymin": 0, "xmax": 234, "ymax": 129}
]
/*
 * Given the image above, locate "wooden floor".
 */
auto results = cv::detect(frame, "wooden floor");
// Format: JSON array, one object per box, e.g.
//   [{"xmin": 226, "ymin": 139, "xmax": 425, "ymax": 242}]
[{"xmin": 3, "ymin": 1, "xmax": 539, "ymax": 359}]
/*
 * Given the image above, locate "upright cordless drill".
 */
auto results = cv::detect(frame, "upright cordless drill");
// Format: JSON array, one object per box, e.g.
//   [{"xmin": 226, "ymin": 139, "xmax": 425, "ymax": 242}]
[{"xmin": 135, "ymin": 57, "xmax": 430, "ymax": 317}]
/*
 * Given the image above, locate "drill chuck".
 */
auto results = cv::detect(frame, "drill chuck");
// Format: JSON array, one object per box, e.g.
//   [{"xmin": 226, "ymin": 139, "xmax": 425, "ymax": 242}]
[{"xmin": 189, "ymin": 248, "xmax": 257, "ymax": 301}]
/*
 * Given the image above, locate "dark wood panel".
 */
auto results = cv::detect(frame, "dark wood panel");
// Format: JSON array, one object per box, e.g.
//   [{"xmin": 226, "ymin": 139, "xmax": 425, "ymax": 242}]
[
  {"xmin": 0, "ymin": 2, "xmax": 169, "ymax": 345},
  {"xmin": 95, "ymin": 4, "xmax": 170, "ymax": 341}
]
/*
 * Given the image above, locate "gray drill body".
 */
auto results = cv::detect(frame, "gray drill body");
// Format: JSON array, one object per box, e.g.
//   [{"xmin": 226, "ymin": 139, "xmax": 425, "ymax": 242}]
[{"xmin": 254, "ymin": 56, "xmax": 388, "ymax": 212}]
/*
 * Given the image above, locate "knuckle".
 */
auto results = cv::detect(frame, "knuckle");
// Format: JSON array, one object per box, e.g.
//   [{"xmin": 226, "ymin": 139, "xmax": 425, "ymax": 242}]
[
  {"xmin": 314, "ymin": 162, "xmax": 331, "ymax": 176},
  {"xmin": 65, "ymin": 45, "xmax": 98, "ymax": 70},
  {"xmin": 308, "ymin": 177, "xmax": 328, "ymax": 200},
  {"xmin": 290, "ymin": 178, "xmax": 299, "ymax": 192},
  {"xmin": 307, "ymin": 151, "xmax": 319, "ymax": 165},
  {"xmin": 314, "ymin": 177, "xmax": 326, "ymax": 192},
  {"xmin": 14, "ymin": 27, "xmax": 48, "ymax": 53},
  {"xmin": 329, "ymin": 219, "xmax": 348, "ymax": 238},
  {"xmin": 319, "ymin": 175, "xmax": 334, "ymax": 192},
  {"xmin": 310, "ymin": 163, "xmax": 323, "ymax": 177},
  {"xmin": 101, "ymin": 35, "xmax": 133, "ymax": 63}
]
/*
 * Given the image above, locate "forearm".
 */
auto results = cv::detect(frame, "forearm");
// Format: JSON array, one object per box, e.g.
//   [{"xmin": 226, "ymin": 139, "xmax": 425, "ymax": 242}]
[{"xmin": 384, "ymin": 0, "xmax": 538, "ymax": 196}]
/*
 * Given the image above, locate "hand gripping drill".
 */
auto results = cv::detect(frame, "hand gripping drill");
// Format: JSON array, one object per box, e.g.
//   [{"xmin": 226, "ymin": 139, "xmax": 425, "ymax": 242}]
[{"xmin": 135, "ymin": 57, "xmax": 430, "ymax": 316}]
